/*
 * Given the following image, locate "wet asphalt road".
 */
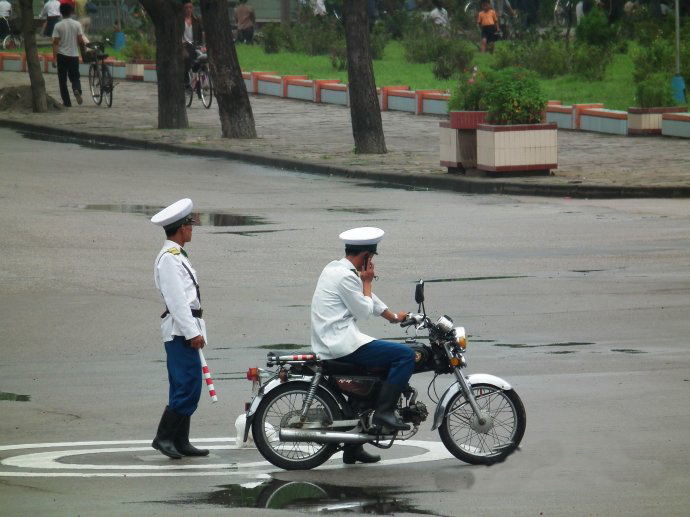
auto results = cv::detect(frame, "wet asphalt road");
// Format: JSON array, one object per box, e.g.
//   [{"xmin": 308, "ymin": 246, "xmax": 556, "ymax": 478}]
[{"xmin": 1, "ymin": 127, "xmax": 689, "ymax": 516}]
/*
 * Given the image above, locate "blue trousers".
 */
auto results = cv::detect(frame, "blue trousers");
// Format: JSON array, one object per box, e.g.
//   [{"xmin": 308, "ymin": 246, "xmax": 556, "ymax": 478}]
[
  {"xmin": 165, "ymin": 335, "xmax": 202, "ymax": 416},
  {"xmin": 339, "ymin": 340, "xmax": 416, "ymax": 388}
]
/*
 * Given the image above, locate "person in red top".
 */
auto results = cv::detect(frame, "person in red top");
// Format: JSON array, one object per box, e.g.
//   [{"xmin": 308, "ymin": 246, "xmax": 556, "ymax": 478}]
[{"xmin": 477, "ymin": 0, "xmax": 499, "ymax": 53}]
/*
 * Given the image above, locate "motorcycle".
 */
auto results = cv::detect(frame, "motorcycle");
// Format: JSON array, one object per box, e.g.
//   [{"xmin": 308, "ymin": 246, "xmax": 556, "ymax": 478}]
[{"xmin": 243, "ymin": 281, "xmax": 526, "ymax": 470}]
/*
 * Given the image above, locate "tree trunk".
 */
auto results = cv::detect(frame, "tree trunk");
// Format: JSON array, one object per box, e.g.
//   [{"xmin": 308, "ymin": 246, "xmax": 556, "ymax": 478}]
[
  {"xmin": 19, "ymin": 0, "xmax": 48, "ymax": 112},
  {"xmin": 139, "ymin": 0, "xmax": 188, "ymax": 129},
  {"xmin": 342, "ymin": 0, "xmax": 386, "ymax": 154},
  {"xmin": 199, "ymin": 0, "xmax": 257, "ymax": 138}
]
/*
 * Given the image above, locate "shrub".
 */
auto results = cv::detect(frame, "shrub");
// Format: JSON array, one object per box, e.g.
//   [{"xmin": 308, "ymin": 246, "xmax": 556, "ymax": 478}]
[
  {"xmin": 121, "ymin": 32, "xmax": 154, "ymax": 61},
  {"xmin": 259, "ymin": 23, "xmax": 282, "ymax": 54},
  {"xmin": 330, "ymin": 47, "xmax": 347, "ymax": 71},
  {"xmin": 635, "ymin": 73, "xmax": 676, "ymax": 108},
  {"xmin": 483, "ymin": 67, "xmax": 547, "ymax": 125},
  {"xmin": 631, "ymin": 38, "xmax": 675, "ymax": 84},
  {"xmin": 432, "ymin": 39, "xmax": 475, "ymax": 80},
  {"xmin": 369, "ymin": 21, "xmax": 390, "ymax": 61},
  {"xmin": 401, "ymin": 15, "xmax": 441, "ymax": 63},
  {"xmin": 575, "ymin": 7, "xmax": 615, "ymax": 48},
  {"xmin": 493, "ymin": 40, "xmax": 528, "ymax": 69},
  {"xmin": 528, "ymin": 37, "xmax": 570, "ymax": 78},
  {"xmin": 448, "ymin": 69, "xmax": 492, "ymax": 111},
  {"xmin": 570, "ymin": 43, "xmax": 612, "ymax": 81}
]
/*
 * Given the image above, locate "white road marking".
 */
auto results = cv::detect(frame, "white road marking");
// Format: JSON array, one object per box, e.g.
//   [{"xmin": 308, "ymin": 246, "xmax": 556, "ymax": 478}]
[{"xmin": 0, "ymin": 438, "xmax": 454, "ymax": 477}]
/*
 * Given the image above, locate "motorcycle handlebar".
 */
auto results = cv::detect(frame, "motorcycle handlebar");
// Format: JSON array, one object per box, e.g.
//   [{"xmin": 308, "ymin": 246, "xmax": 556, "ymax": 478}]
[{"xmin": 400, "ymin": 318, "xmax": 416, "ymax": 328}]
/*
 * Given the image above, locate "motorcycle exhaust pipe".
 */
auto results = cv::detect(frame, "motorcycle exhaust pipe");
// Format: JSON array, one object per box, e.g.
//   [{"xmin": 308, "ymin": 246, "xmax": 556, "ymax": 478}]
[{"xmin": 279, "ymin": 428, "xmax": 392, "ymax": 444}]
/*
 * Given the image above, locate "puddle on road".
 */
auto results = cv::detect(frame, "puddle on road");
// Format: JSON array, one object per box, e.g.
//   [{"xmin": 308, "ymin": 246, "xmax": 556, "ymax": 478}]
[
  {"xmin": 0, "ymin": 391, "xmax": 31, "ymax": 402},
  {"xmin": 70, "ymin": 204, "xmax": 270, "ymax": 227},
  {"xmin": 424, "ymin": 276, "xmax": 528, "ymax": 283},
  {"xmin": 175, "ymin": 479, "xmax": 439, "ymax": 515},
  {"xmin": 495, "ymin": 342, "xmax": 595, "ymax": 350},
  {"xmin": 254, "ymin": 344, "xmax": 308, "ymax": 350},
  {"xmin": 326, "ymin": 207, "xmax": 394, "ymax": 214},
  {"xmin": 19, "ymin": 130, "xmax": 130, "ymax": 150}
]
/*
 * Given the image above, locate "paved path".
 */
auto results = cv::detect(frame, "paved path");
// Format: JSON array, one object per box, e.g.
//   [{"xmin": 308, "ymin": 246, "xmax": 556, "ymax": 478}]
[{"xmin": 1, "ymin": 71, "xmax": 689, "ymax": 197}]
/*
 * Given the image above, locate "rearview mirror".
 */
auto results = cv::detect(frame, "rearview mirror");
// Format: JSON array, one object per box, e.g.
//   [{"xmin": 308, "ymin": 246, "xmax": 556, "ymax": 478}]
[{"xmin": 414, "ymin": 281, "xmax": 425, "ymax": 304}]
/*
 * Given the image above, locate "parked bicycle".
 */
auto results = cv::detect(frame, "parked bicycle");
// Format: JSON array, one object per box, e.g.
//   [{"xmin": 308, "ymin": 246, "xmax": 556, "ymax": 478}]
[
  {"xmin": 186, "ymin": 45, "xmax": 213, "ymax": 109},
  {"xmin": 84, "ymin": 39, "xmax": 113, "ymax": 107},
  {"xmin": 1, "ymin": 16, "xmax": 22, "ymax": 50}
]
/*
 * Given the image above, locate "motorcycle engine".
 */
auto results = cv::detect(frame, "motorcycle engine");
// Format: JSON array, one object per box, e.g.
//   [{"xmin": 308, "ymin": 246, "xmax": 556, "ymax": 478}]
[{"xmin": 400, "ymin": 401, "xmax": 428, "ymax": 426}]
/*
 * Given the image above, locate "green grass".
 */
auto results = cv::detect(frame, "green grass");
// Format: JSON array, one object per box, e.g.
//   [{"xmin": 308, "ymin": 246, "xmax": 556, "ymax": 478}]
[{"xmin": 235, "ymin": 40, "xmax": 639, "ymax": 109}]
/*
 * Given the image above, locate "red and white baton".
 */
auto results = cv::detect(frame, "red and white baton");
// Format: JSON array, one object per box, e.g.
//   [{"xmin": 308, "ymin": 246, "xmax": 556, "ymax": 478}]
[{"xmin": 198, "ymin": 349, "xmax": 218, "ymax": 402}]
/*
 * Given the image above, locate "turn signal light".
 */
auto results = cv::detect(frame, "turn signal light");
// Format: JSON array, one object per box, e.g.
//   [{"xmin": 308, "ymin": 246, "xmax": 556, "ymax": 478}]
[
  {"xmin": 450, "ymin": 357, "xmax": 461, "ymax": 367},
  {"xmin": 246, "ymin": 367, "xmax": 259, "ymax": 381},
  {"xmin": 457, "ymin": 336, "xmax": 467, "ymax": 350}
]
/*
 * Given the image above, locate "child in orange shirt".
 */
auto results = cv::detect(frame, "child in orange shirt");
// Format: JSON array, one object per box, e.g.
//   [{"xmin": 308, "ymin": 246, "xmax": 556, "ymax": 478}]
[{"xmin": 477, "ymin": 1, "xmax": 499, "ymax": 53}]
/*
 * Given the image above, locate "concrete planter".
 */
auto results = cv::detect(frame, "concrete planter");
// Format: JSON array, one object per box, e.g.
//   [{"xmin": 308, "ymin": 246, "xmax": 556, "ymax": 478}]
[
  {"xmin": 125, "ymin": 63, "xmax": 145, "ymax": 81},
  {"xmin": 439, "ymin": 111, "xmax": 489, "ymax": 171},
  {"xmin": 476, "ymin": 122, "xmax": 558, "ymax": 173},
  {"xmin": 628, "ymin": 106, "xmax": 688, "ymax": 135},
  {"xmin": 580, "ymin": 108, "xmax": 628, "ymax": 135},
  {"xmin": 661, "ymin": 112, "xmax": 690, "ymax": 138}
]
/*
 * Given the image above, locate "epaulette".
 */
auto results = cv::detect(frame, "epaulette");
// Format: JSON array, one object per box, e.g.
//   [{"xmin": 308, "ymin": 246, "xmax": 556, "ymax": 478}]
[{"xmin": 167, "ymin": 247, "xmax": 181, "ymax": 256}]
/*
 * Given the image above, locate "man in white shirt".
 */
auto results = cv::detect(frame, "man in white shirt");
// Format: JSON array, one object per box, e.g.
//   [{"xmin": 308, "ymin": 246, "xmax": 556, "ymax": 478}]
[
  {"xmin": 40, "ymin": 0, "xmax": 61, "ymax": 37},
  {"xmin": 52, "ymin": 2, "xmax": 85, "ymax": 107},
  {"xmin": 311, "ymin": 227, "xmax": 415, "ymax": 463},
  {"xmin": 150, "ymin": 198, "xmax": 210, "ymax": 460}
]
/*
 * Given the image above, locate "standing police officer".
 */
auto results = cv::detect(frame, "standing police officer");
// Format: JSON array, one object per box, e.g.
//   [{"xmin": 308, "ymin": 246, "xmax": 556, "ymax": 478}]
[
  {"xmin": 311, "ymin": 227, "xmax": 416, "ymax": 464},
  {"xmin": 150, "ymin": 198, "xmax": 209, "ymax": 459}
]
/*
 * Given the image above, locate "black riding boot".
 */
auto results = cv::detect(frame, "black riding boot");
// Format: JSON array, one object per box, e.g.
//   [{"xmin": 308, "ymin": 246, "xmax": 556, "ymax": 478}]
[
  {"xmin": 152, "ymin": 406, "xmax": 184, "ymax": 459},
  {"xmin": 174, "ymin": 415, "xmax": 209, "ymax": 456},
  {"xmin": 372, "ymin": 382, "xmax": 411, "ymax": 431},
  {"xmin": 342, "ymin": 444, "xmax": 381, "ymax": 464}
]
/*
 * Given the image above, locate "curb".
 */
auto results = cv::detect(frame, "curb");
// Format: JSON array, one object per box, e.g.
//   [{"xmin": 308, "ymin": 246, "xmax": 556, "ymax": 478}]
[{"xmin": 2, "ymin": 119, "xmax": 689, "ymax": 199}]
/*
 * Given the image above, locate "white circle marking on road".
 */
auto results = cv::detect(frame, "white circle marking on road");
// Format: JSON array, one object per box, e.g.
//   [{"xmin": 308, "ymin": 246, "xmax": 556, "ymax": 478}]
[{"xmin": 0, "ymin": 438, "xmax": 454, "ymax": 477}]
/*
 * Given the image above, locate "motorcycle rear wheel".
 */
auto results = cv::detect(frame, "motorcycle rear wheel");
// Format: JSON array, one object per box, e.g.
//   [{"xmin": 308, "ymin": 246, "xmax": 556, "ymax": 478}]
[
  {"xmin": 252, "ymin": 382, "xmax": 342, "ymax": 470},
  {"xmin": 439, "ymin": 383, "xmax": 526, "ymax": 465}
]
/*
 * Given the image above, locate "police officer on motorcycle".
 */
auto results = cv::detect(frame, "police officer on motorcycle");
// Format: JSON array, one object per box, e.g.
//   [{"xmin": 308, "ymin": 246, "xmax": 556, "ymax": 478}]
[{"xmin": 311, "ymin": 227, "xmax": 416, "ymax": 464}]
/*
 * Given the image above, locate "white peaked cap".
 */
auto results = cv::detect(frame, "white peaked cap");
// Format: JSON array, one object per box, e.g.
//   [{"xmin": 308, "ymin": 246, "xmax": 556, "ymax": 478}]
[
  {"xmin": 339, "ymin": 227, "xmax": 385, "ymax": 245},
  {"xmin": 151, "ymin": 198, "xmax": 193, "ymax": 227}
]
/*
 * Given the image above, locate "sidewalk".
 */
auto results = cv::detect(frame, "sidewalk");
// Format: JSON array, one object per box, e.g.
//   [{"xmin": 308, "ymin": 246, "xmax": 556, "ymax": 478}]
[{"xmin": 1, "ymin": 71, "xmax": 689, "ymax": 198}]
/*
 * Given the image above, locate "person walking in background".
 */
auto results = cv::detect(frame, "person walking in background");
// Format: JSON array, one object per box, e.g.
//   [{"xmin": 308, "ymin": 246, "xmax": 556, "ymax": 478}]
[
  {"xmin": 0, "ymin": 0, "xmax": 11, "ymax": 40},
  {"xmin": 150, "ymin": 198, "xmax": 210, "ymax": 460},
  {"xmin": 182, "ymin": 0, "xmax": 203, "ymax": 90},
  {"xmin": 477, "ymin": 0, "xmax": 499, "ymax": 53},
  {"xmin": 40, "ymin": 0, "xmax": 62, "ymax": 37},
  {"xmin": 234, "ymin": 0, "xmax": 255, "ymax": 44},
  {"xmin": 52, "ymin": 2, "xmax": 84, "ymax": 107}
]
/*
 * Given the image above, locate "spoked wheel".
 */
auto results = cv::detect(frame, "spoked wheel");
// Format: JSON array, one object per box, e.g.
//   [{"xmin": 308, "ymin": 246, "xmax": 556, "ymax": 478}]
[
  {"xmin": 89, "ymin": 65, "xmax": 102, "ymax": 105},
  {"xmin": 186, "ymin": 71, "xmax": 194, "ymax": 107},
  {"xmin": 439, "ymin": 383, "xmax": 526, "ymax": 465},
  {"xmin": 252, "ymin": 382, "xmax": 342, "ymax": 470},
  {"xmin": 101, "ymin": 66, "xmax": 113, "ymax": 107},
  {"xmin": 199, "ymin": 68, "xmax": 213, "ymax": 109},
  {"xmin": 2, "ymin": 34, "xmax": 20, "ymax": 50}
]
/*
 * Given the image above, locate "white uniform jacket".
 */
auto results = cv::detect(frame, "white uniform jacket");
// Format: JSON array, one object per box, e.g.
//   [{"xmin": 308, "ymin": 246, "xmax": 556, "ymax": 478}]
[
  {"xmin": 311, "ymin": 258, "xmax": 388, "ymax": 360},
  {"xmin": 154, "ymin": 240, "xmax": 206, "ymax": 343}
]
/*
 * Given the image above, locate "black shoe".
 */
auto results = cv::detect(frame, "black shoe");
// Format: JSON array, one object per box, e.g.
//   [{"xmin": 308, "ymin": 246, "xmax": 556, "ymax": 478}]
[
  {"xmin": 372, "ymin": 382, "xmax": 411, "ymax": 431},
  {"xmin": 343, "ymin": 444, "xmax": 380, "ymax": 464},
  {"xmin": 174, "ymin": 415, "xmax": 209, "ymax": 457},
  {"xmin": 152, "ymin": 406, "xmax": 184, "ymax": 459}
]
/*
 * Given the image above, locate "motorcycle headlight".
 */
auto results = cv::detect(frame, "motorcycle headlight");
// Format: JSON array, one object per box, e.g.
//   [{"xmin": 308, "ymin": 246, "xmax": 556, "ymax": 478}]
[{"xmin": 454, "ymin": 326, "xmax": 467, "ymax": 351}]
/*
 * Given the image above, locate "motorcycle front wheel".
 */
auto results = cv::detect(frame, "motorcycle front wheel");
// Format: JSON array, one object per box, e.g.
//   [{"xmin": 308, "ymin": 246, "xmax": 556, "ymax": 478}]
[
  {"xmin": 439, "ymin": 383, "xmax": 526, "ymax": 465},
  {"xmin": 252, "ymin": 382, "xmax": 342, "ymax": 470}
]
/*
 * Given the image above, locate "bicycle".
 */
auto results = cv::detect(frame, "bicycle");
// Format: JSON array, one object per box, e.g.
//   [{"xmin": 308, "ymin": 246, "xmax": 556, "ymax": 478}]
[
  {"xmin": 1, "ymin": 16, "xmax": 22, "ymax": 50},
  {"xmin": 186, "ymin": 45, "xmax": 213, "ymax": 109},
  {"xmin": 84, "ymin": 39, "xmax": 114, "ymax": 108}
]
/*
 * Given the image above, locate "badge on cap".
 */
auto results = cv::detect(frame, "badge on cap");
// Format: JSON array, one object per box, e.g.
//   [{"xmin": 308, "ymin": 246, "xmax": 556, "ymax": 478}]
[
  {"xmin": 151, "ymin": 198, "xmax": 194, "ymax": 230},
  {"xmin": 339, "ymin": 227, "xmax": 384, "ymax": 254}
]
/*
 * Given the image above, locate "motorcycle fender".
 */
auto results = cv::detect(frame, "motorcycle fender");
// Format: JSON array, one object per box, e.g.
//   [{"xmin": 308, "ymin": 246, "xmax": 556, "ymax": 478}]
[
  {"xmin": 242, "ymin": 377, "xmax": 348, "ymax": 442},
  {"xmin": 431, "ymin": 373, "xmax": 513, "ymax": 431}
]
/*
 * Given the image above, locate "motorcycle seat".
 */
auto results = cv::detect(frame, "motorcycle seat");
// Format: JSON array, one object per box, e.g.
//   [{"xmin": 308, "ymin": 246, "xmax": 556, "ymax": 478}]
[{"xmin": 322, "ymin": 360, "xmax": 388, "ymax": 376}]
